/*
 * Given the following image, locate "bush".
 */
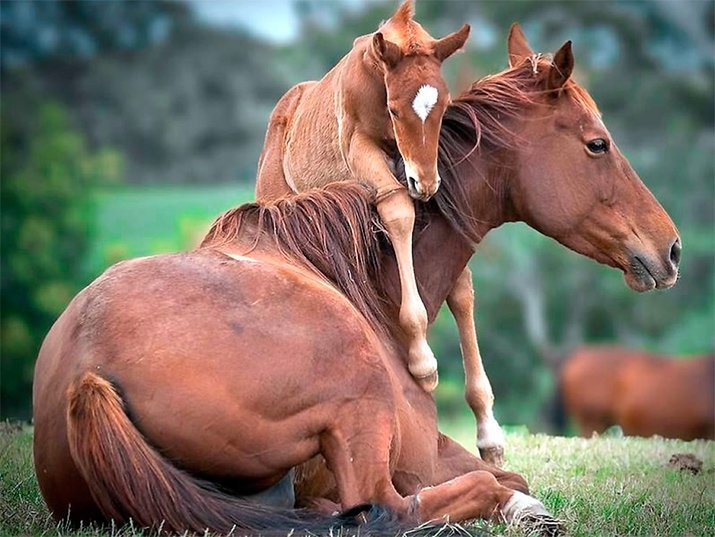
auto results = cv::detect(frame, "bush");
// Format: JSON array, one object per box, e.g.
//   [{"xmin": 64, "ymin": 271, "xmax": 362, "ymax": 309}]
[{"xmin": 0, "ymin": 101, "xmax": 121, "ymax": 419}]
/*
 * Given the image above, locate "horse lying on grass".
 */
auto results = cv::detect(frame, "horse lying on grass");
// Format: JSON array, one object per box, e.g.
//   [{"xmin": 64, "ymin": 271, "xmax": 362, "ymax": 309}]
[
  {"xmin": 33, "ymin": 25, "xmax": 679, "ymax": 536},
  {"xmin": 560, "ymin": 345, "xmax": 714, "ymax": 440}
]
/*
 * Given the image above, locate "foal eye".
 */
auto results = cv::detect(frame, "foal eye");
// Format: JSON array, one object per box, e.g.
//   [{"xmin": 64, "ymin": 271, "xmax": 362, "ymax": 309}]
[
  {"xmin": 586, "ymin": 138, "xmax": 609, "ymax": 154},
  {"xmin": 389, "ymin": 107, "xmax": 400, "ymax": 118}
]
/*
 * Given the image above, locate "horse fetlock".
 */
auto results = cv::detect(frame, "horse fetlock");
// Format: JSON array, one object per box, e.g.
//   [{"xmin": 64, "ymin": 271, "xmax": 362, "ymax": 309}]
[{"xmin": 398, "ymin": 302, "xmax": 428, "ymax": 338}]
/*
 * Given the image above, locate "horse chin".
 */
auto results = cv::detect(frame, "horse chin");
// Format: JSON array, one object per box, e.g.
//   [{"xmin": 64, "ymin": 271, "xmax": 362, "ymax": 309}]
[
  {"xmin": 623, "ymin": 255, "xmax": 678, "ymax": 292},
  {"xmin": 623, "ymin": 270, "xmax": 656, "ymax": 293}
]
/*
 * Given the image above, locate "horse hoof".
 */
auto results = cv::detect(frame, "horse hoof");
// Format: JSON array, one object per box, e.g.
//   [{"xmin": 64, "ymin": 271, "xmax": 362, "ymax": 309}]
[
  {"xmin": 416, "ymin": 370, "xmax": 439, "ymax": 392},
  {"xmin": 479, "ymin": 445, "xmax": 505, "ymax": 467},
  {"xmin": 519, "ymin": 513, "xmax": 563, "ymax": 537},
  {"xmin": 503, "ymin": 492, "xmax": 563, "ymax": 537}
]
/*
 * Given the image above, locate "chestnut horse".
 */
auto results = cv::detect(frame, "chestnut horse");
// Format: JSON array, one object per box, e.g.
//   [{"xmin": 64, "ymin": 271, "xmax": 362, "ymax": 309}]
[
  {"xmin": 256, "ymin": 0, "xmax": 470, "ymax": 393},
  {"xmin": 560, "ymin": 346, "xmax": 715, "ymax": 440},
  {"xmin": 33, "ymin": 26, "xmax": 679, "ymax": 535}
]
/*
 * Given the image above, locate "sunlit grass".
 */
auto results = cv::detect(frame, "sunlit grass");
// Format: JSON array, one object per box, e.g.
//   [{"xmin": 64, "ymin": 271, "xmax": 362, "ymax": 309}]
[
  {"xmin": 442, "ymin": 415, "xmax": 715, "ymax": 536},
  {"xmin": 2, "ymin": 421, "xmax": 713, "ymax": 536}
]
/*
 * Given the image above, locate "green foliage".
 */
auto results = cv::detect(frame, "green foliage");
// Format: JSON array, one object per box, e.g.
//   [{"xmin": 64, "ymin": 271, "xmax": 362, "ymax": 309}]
[{"xmin": 0, "ymin": 102, "xmax": 122, "ymax": 418}]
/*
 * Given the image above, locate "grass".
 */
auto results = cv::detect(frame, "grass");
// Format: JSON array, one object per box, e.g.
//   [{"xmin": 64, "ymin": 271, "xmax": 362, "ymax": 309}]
[{"xmin": 2, "ymin": 421, "xmax": 713, "ymax": 537}]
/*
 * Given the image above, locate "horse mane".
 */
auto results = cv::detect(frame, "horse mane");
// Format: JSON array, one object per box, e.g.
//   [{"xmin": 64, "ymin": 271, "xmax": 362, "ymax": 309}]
[
  {"xmin": 200, "ymin": 55, "xmax": 601, "ymax": 335},
  {"xmin": 200, "ymin": 183, "xmax": 391, "ymax": 336},
  {"xmin": 426, "ymin": 54, "xmax": 600, "ymax": 244}
]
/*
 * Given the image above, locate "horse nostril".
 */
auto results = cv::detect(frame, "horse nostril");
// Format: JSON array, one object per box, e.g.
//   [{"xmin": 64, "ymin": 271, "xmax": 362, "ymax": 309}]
[
  {"xmin": 407, "ymin": 176, "xmax": 421, "ymax": 194},
  {"xmin": 669, "ymin": 238, "xmax": 681, "ymax": 267}
]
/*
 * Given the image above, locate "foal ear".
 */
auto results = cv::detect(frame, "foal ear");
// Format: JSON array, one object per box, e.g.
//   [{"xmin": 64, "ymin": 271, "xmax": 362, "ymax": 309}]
[
  {"xmin": 373, "ymin": 32, "xmax": 403, "ymax": 69},
  {"xmin": 547, "ymin": 41, "xmax": 574, "ymax": 90},
  {"xmin": 434, "ymin": 24, "xmax": 471, "ymax": 62},
  {"xmin": 507, "ymin": 23, "xmax": 534, "ymax": 67}
]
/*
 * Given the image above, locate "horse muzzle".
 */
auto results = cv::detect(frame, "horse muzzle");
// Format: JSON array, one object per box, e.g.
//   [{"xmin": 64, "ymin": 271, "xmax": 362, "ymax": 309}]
[
  {"xmin": 624, "ymin": 238, "xmax": 681, "ymax": 292},
  {"xmin": 404, "ymin": 161, "xmax": 441, "ymax": 201}
]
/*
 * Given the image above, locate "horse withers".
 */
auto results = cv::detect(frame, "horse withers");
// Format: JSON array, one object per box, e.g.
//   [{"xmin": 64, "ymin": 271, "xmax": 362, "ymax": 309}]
[
  {"xmin": 560, "ymin": 346, "xmax": 714, "ymax": 440},
  {"xmin": 256, "ymin": 0, "xmax": 470, "ymax": 393}
]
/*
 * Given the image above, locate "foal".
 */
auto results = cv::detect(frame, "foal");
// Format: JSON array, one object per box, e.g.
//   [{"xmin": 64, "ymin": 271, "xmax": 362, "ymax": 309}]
[{"xmin": 255, "ymin": 0, "xmax": 469, "ymax": 392}]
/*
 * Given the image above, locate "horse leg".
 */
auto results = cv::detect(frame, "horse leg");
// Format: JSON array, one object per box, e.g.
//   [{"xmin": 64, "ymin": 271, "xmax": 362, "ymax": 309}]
[
  {"xmin": 431, "ymin": 433, "xmax": 527, "ymax": 494},
  {"xmin": 376, "ymin": 188, "xmax": 437, "ymax": 391},
  {"xmin": 446, "ymin": 267, "xmax": 505, "ymax": 466},
  {"xmin": 321, "ymin": 410, "xmax": 547, "ymax": 528}
]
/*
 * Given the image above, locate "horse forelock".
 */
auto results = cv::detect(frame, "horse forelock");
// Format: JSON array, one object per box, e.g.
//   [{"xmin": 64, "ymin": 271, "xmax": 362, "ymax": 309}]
[
  {"xmin": 200, "ymin": 184, "xmax": 392, "ymax": 337},
  {"xmin": 379, "ymin": 0, "xmax": 434, "ymax": 55},
  {"xmin": 392, "ymin": 0, "xmax": 415, "ymax": 25}
]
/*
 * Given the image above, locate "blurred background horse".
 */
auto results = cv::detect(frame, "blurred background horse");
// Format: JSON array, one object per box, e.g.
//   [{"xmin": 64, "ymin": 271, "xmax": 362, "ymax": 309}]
[{"xmin": 559, "ymin": 346, "xmax": 715, "ymax": 440}]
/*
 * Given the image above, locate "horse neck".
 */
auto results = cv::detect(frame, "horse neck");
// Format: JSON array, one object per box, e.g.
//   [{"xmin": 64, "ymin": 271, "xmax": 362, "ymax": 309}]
[{"xmin": 382, "ymin": 157, "xmax": 513, "ymax": 322}]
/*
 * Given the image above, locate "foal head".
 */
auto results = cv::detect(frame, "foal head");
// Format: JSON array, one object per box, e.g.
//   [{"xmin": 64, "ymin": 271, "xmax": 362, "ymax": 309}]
[
  {"xmin": 372, "ymin": 0, "xmax": 469, "ymax": 201},
  {"xmin": 501, "ymin": 25, "xmax": 681, "ymax": 291}
]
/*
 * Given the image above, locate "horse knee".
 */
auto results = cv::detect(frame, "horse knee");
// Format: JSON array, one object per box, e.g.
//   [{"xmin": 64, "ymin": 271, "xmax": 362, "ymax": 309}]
[{"xmin": 376, "ymin": 191, "xmax": 415, "ymax": 230}]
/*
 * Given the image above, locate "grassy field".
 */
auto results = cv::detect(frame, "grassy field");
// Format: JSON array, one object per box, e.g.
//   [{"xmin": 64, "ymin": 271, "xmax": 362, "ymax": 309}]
[
  {"xmin": 1, "ymin": 421, "xmax": 713, "ymax": 537},
  {"xmin": 86, "ymin": 183, "xmax": 255, "ymax": 278}
]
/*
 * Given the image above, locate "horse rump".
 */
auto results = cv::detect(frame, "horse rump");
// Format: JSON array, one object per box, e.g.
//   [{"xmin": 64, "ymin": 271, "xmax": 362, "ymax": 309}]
[{"xmin": 65, "ymin": 371, "xmax": 405, "ymax": 536}]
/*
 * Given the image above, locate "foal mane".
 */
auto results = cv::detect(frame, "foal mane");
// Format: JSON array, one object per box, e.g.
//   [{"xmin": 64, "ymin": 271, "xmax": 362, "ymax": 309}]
[
  {"xmin": 200, "ymin": 183, "xmax": 390, "ymax": 335},
  {"xmin": 429, "ymin": 54, "xmax": 600, "ymax": 244}
]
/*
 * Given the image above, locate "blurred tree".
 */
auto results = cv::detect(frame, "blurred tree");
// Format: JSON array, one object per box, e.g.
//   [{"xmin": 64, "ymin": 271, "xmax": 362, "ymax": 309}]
[
  {"xmin": 0, "ymin": 0, "xmax": 191, "ymax": 69},
  {"xmin": 3, "ymin": 1, "xmax": 287, "ymax": 185},
  {"xmin": 0, "ymin": 100, "xmax": 122, "ymax": 419}
]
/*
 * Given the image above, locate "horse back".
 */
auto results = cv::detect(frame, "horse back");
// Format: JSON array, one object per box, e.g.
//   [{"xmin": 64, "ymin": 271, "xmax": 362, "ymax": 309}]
[{"xmin": 33, "ymin": 250, "xmax": 398, "ymax": 516}]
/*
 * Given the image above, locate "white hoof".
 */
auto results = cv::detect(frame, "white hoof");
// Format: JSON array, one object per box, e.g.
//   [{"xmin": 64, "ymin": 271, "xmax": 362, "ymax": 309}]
[{"xmin": 502, "ymin": 491, "xmax": 562, "ymax": 536}]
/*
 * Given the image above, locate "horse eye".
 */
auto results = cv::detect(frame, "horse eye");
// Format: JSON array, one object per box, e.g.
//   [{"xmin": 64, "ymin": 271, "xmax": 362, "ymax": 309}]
[
  {"xmin": 389, "ymin": 107, "xmax": 400, "ymax": 118},
  {"xmin": 586, "ymin": 138, "xmax": 609, "ymax": 154}
]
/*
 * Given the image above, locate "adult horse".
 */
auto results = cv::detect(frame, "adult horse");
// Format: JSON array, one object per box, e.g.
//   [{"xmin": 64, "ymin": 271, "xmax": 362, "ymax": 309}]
[
  {"xmin": 560, "ymin": 346, "xmax": 714, "ymax": 440},
  {"xmin": 257, "ymin": 0, "xmax": 470, "ymax": 394},
  {"xmin": 33, "ymin": 25, "xmax": 679, "ymax": 535}
]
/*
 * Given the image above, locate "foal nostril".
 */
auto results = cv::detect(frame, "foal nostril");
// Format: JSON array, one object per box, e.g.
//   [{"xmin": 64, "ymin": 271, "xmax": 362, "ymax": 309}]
[
  {"xmin": 407, "ymin": 176, "xmax": 421, "ymax": 194},
  {"xmin": 669, "ymin": 238, "xmax": 682, "ymax": 268}
]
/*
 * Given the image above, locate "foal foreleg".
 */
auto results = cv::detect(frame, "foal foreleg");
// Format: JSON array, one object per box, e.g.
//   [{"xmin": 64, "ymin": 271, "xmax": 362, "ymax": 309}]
[
  {"xmin": 377, "ymin": 190, "xmax": 437, "ymax": 391},
  {"xmin": 346, "ymin": 132, "xmax": 437, "ymax": 391},
  {"xmin": 446, "ymin": 267, "xmax": 505, "ymax": 466}
]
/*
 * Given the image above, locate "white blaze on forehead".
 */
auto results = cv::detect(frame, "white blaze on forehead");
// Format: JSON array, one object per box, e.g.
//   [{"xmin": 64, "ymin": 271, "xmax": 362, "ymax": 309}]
[{"xmin": 412, "ymin": 85, "xmax": 439, "ymax": 122}]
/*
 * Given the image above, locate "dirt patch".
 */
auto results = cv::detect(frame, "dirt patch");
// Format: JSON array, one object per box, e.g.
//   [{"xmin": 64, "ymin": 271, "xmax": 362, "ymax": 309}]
[{"xmin": 667, "ymin": 453, "xmax": 703, "ymax": 475}]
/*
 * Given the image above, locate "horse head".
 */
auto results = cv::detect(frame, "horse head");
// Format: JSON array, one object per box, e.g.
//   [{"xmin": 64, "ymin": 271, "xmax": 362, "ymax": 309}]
[
  {"xmin": 502, "ymin": 24, "xmax": 680, "ymax": 291},
  {"xmin": 372, "ymin": 0, "xmax": 469, "ymax": 201}
]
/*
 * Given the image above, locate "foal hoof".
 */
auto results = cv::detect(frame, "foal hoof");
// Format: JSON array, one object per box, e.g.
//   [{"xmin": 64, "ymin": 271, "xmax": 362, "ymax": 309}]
[
  {"xmin": 408, "ymin": 347, "xmax": 439, "ymax": 392},
  {"xmin": 479, "ymin": 445, "xmax": 505, "ymax": 467},
  {"xmin": 415, "ymin": 370, "xmax": 439, "ymax": 392}
]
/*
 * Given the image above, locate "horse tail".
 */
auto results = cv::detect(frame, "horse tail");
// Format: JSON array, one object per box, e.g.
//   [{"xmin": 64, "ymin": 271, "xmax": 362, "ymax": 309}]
[{"xmin": 66, "ymin": 371, "xmax": 403, "ymax": 536}]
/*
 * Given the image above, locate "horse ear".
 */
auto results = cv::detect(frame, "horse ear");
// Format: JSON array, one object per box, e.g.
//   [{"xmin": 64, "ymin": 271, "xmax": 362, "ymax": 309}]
[
  {"xmin": 507, "ymin": 23, "xmax": 534, "ymax": 67},
  {"xmin": 372, "ymin": 32, "xmax": 403, "ymax": 68},
  {"xmin": 547, "ymin": 41, "xmax": 574, "ymax": 90},
  {"xmin": 434, "ymin": 24, "xmax": 470, "ymax": 62}
]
